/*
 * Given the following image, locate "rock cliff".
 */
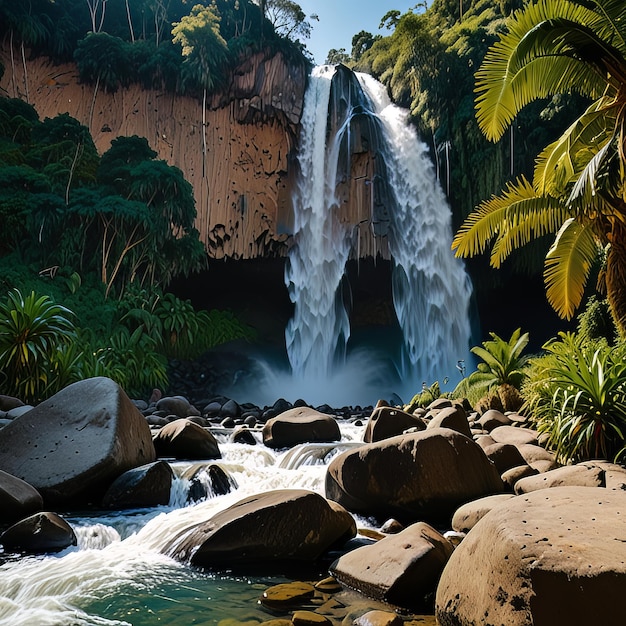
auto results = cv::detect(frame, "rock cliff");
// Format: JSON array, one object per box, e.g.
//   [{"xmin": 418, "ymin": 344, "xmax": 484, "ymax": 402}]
[
  {"xmin": 0, "ymin": 48, "xmax": 305, "ymax": 259},
  {"xmin": 0, "ymin": 49, "xmax": 388, "ymax": 260}
]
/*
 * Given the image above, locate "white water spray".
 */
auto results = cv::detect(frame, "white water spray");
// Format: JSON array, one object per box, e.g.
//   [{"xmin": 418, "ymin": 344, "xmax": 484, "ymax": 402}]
[
  {"xmin": 284, "ymin": 67, "xmax": 472, "ymax": 401},
  {"xmin": 285, "ymin": 66, "xmax": 354, "ymax": 383},
  {"xmin": 357, "ymin": 74, "xmax": 473, "ymax": 391}
]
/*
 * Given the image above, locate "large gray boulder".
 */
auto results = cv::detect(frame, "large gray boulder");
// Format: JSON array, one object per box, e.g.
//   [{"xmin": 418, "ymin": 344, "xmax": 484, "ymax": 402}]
[
  {"xmin": 436, "ymin": 486, "xmax": 626, "ymax": 626},
  {"xmin": 262, "ymin": 408, "xmax": 341, "ymax": 449},
  {"xmin": 0, "ymin": 470, "xmax": 43, "ymax": 524},
  {"xmin": 326, "ymin": 428, "xmax": 504, "ymax": 524},
  {"xmin": 0, "ymin": 377, "xmax": 155, "ymax": 506},
  {"xmin": 330, "ymin": 522, "xmax": 454, "ymax": 609},
  {"xmin": 164, "ymin": 489, "xmax": 356, "ymax": 567}
]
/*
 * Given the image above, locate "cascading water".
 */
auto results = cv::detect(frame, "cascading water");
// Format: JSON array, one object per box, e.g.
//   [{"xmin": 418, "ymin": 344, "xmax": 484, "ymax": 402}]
[
  {"xmin": 357, "ymin": 73, "xmax": 473, "ymax": 392},
  {"xmin": 284, "ymin": 66, "xmax": 354, "ymax": 382},
  {"xmin": 284, "ymin": 66, "xmax": 472, "ymax": 403}
]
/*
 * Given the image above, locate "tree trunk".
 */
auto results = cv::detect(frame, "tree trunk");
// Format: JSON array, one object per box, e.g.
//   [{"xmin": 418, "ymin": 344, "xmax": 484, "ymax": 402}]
[{"xmin": 606, "ymin": 220, "xmax": 626, "ymax": 337}]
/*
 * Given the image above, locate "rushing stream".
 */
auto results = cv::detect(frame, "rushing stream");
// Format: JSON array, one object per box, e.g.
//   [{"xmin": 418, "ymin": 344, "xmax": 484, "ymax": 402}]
[{"xmin": 0, "ymin": 425, "xmax": 378, "ymax": 626}]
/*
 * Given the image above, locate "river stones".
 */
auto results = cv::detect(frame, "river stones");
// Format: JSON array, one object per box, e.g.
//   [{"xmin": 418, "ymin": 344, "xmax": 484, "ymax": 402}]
[
  {"xmin": 262, "ymin": 408, "xmax": 341, "ymax": 449},
  {"xmin": 0, "ymin": 377, "xmax": 156, "ymax": 506},
  {"xmin": 514, "ymin": 459, "xmax": 626, "ymax": 494},
  {"xmin": 363, "ymin": 406, "xmax": 426, "ymax": 443},
  {"xmin": 163, "ymin": 489, "xmax": 356, "ymax": 567},
  {"xmin": 451, "ymin": 494, "xmax": 515, "ymax": 533},
  {"xmin": 435, "ymin": 486, "xmax": 626, "ymax": 626},
  {"xmin": 0, "ymin": 511, "xmax": 77, "ymax": 554},
  {"xmin": 152, "ymin": 418, "xmax": 221, "ymax": 460},
  {"xmin": 0, "ymin": 469, "xmax": 43, "ymax": 524},
  {"xmin": 330, "ymin": 522, "xmax": 454, "ymax": 609},
  {"xmin": 325, "ymin": 428, "xmax": 504, "ymax": 524},
  {"xmin": 101, "ymin": 460, "xmax": 173, "ymax": 509},
  {"xmin": 425, "ymin": 405, "xmax": 472, "ymax": 438}
]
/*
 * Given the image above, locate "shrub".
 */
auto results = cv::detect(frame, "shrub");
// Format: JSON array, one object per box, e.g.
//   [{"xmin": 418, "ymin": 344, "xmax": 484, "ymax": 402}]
[
  {"xmin": 452, "ymin": 328, "xmax": 529, "ymax": 410},
  {"xmin": 0, "ymin": 289, "xmax": 76, "ymax": 403},
  {"xmin": 523, "ymin": 332, "xmax": 626, "ymax": 464}
]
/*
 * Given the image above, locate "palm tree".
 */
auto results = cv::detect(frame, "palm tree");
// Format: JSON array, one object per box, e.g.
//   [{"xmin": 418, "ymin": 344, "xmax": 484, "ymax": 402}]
[{"xmin": 451, "ymin": 0, "xmax": 626, "ymax": 335}]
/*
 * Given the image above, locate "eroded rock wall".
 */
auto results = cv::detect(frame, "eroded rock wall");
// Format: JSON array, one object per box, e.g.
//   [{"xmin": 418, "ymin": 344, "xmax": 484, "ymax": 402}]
[
  {"xmin": 0, "ymin": 48, "xmax": 305, "ymax": 259},
  {"xmin": 0, "ymin": 50, "xmax": 388, "ymax": 260}
]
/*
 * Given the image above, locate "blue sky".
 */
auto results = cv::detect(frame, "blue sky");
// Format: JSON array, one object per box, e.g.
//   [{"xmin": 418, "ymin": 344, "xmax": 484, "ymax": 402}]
[{"xmin": 297, "ymin": 0, "xmax": 420, "ymax": 64}]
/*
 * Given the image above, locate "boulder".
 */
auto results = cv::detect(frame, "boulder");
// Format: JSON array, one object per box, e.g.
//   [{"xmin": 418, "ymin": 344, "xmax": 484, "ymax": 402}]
[
  {"xmin": 0, "ymin": 470, "xmax": 43, "ymax": 524},
  {"xmin": 436, "ymin": 486, "xmax": 626, "ymax": 626},
  {"xmin": 0, "ymin": 377, "xmax": 155, "ymax": 506},
  {"xmin": 426, "ymin": 406, "xmax": 472, "ymax": 438},
  {"xmin": 354, "ymin": 611, "xmax": 403, "ymax": 626},
  {"xmin": 477, "ymin": 409, "xmax": 511, "ymax": 431},
  {"xmin": 330, "ymin": 522, "xmax": 454, "ymax": 609},
  {"xmin": 501, "ymin": 464, "xmax": 538, "ymax": 490},
  {"xmin": 163, "ymin": 489, "xmax": 356, "ymax": 567},
  {"xmin": 0, "ymin": 395, "xmax": 24, "ymax": 411},
  {"xmin": 153, "ymin": 418, "xmax": 221, "ymax": 460},
  {"xmin": 489, "ymin": 425, "xmax": 538, "ymax": 446},
  {"xmin": 102, "ymin": 461, "xmax": 173, "ymax": 509},
  {"xmin": 516, "ymin": 443, "xmax": 559, "ymax": 471},
  {"xmin": 325, "ymin": 428, "xmax": 504, "ymax": 524},
  {"xmin": 451, "ymin": 494, "xmax": 515, "ymax": 533},
  {"xmin": 230, "ymin": 425, "xmax": 257, "ymax": 445},
  {"xmin": 363, "ymin": 406, "xmax": 426, "ymax": 443},
  {"xmin": 262, "ymin": 408, "xmax": 340, "ymax": 449},
  {"xmin": 514, "ymin": 460, "xmax": 626, "ymax": 494},
  {"xmin": 482, "ymin": 442, "xmax": 527, "ymax": 475},
  {"xmin": 155, "ymin": 395, "xmax": 200, "ymax": 418},
  {"xmin": 0, "ymin": 511, "xmax": 76, "ymax": 554}
]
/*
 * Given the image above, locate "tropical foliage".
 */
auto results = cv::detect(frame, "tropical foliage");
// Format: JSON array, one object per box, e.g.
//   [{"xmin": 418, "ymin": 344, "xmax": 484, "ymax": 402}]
[
  {"xmin": 0, "ymin": 289, "xmax": 77, "ymax": 403},
  {"xmin": 523, "ymin": 332, "xmax": 626, "ymax": 463},
  {"xmin": 0, "ymin": 0, "xmax": 312, "ymax": 102},
  {"xmin": 451, "ymin": 0, "xmax": 626, "ymax": 335},
  {"xmin": 453, "ymin": 328, "xmax": 530, "ymax": 409}
]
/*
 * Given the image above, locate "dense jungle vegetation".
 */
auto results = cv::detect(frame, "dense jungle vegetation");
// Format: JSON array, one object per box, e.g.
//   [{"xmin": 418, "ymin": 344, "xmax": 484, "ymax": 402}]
[{"xmin": 0, "ymin": 0, "xmax": 314, "ymax": 400}]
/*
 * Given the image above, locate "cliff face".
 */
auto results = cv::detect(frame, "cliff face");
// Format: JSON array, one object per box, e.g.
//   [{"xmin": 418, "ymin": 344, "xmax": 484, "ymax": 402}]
[{"xmin": 0, "ymin": 48, "xmax": 306, "ymax": 259}]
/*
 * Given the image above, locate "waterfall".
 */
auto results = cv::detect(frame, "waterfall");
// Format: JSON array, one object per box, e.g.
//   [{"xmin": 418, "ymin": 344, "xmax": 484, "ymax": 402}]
[
  {"xmin": 284, "ymin": 66, "xmax": 472, "ymax": 402},
  {"xmin": 284, "ymin": 66, "xmax": 353, "ymax": 382},
  {"xmin": 357, "ymin": 73, "xmax": 473, "ymax": 390}
]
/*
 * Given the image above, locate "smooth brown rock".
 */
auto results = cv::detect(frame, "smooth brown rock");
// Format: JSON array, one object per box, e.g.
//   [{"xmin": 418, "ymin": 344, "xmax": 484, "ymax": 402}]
[
  {"xmin": 292, "ymin": 611, "xmax": 331, "ymax": 626},
  {"xmin": 489, "ymin": 425, "xmax": 538, "ymax": 446},
  {"xmin": 262, "ymin": 408, "xmax": 340, "ymax": 449},
  {"xmin": 436, "ymin": 486, "xmax": 626, "ymax": 626},
  {"xmin": 331, "ymin": 522, "xmax": 454, "ymax": 609},
  {"xmin": 483, "ymin": 442, "xmax": 527, "ymax": 475},
  {"xmin": 163, "ymin": 489, "xmax": 356, "ymax": 566},
  {"xmin": 354, "ymin": 610, "xmax": 403, "ymax": 626},
  {"xmin": 426, "ymin": 406, "xmax": 472, "ymax": 438},
  {"xmin": 153, "ymin": 418, "xmax": 221, "ymax": 460},
  {"xmin": 325, "ymin": 428, "xmax": 504, "ymax": 524},
  {"xmin": 0, "ymin": 377, "xmax": 155, "ymax": 506},
  {"xmin": 451, "ymin": 494, "xmax": 515, "ymax": 533},
  {"xmin": 0, "ymin": 470, "xmax": 43, "ymax": 524},
  {"xmin": 101, "ymin": 461, "xmax": 173, "ymax": 509},
  {"xmin": 0, "ymin": 511, "xmax": 76, "ymax": 554},
  {"xmin": 363, "ymin": 406, "xmax": 426, "ymax": 443},
  {"xmin": 261, "ymin": 582, "xmax": 316, "ymax": 609},
  {"xmin": 514, "ymin": 462, "xmax": 606, "ymax": 494},
  {"xmin": 501, "ymin": 464, "xmax": 538, "ymax": 490},
  {"xmin": 476, "ymin": 409, "xmax": 511, "ymax": 432}
]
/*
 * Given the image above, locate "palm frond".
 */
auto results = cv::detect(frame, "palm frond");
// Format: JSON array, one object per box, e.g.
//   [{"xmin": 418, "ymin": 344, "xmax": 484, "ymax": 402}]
[
  {"xmin": 544, "ymin": 218, "xmax": 602, "ymax": 318},
  {"xmin": 535, "ymin": 100, "xmax": 614, "ymax": 196},
  {"xmin": 475, "ymin": 0, "xmax": 611, "ymax": 142},
  {"xmin": 452, "ymin": 177, "xmax": 568, "ymax": 266}
]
